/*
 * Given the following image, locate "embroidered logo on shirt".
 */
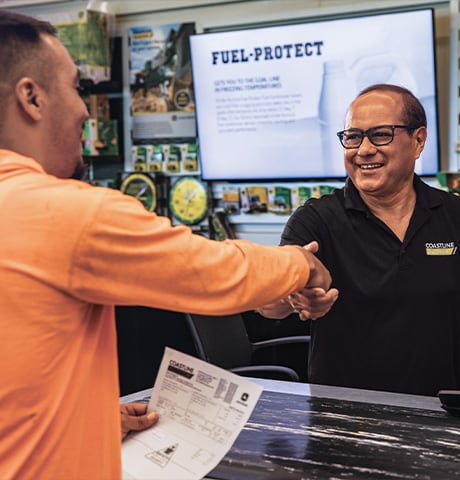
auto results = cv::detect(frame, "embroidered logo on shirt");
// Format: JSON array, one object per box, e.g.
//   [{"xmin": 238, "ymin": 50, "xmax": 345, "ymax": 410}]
[{"xmin": 425, "ymin": 242, "xmax": 457, "ymax": 256}]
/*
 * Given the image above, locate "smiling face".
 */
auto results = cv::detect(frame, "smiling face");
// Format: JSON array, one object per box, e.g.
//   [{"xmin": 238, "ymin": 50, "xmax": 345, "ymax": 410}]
[{"xmin": 343, "ymin": 90, "xmax": 426, "ymax": 200}]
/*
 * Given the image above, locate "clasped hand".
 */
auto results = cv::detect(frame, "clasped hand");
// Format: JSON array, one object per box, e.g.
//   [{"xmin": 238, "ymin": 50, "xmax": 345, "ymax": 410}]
[
  {"xmin": 286, "ymin": 240, "xmax": 338, "ymax": 320},
  {"xmin": 286, "ymin": 286, "xmax": 339, "ymax": 321}
]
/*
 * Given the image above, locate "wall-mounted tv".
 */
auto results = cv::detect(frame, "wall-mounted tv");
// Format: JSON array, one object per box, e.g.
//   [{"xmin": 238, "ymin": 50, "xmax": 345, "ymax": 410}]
[{"xmin": 190, "ymin": 8, "xmax": 439, "ymax": 181}]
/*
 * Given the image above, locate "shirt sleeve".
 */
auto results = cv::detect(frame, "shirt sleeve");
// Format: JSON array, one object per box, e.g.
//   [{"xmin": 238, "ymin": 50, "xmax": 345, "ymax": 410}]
[{"xmin": 69, "ymin": 187, "xmax": 311, "ymax": 315}]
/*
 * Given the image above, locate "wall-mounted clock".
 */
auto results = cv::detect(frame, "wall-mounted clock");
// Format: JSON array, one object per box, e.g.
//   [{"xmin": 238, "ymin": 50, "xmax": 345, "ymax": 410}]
[
  {"xmin": 169, "ymin": 176, "xmax": 208, "ymax": 225},
  {"xmin": 120, "ymin": 172, "xmax": 157, "ymax": 212}
]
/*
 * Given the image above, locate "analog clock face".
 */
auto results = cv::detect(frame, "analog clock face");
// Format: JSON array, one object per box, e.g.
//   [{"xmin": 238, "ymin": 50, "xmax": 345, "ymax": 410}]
[
  {"xmin": 120, "ymin": 173, "xmax": 157, "ymax": 212},
  {"xmin": 169, "ymin": 177, "xmax": 208, "ymax": 225}
]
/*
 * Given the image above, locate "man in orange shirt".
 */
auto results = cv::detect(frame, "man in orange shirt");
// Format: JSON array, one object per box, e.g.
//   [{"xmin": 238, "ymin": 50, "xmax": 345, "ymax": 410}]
[{"xmin": 0, "ymin": 11, "xmax": 331, "ymax": 480}]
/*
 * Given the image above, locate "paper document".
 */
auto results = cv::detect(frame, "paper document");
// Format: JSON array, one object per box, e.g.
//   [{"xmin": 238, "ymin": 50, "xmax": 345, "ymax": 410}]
[{"xmin": 121, "ymin": 347, "xmax": 263, "ymax": 479}]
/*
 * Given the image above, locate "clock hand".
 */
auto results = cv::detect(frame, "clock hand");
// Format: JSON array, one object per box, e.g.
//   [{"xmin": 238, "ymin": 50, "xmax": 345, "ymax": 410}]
[
  {"xmin": 184, "ymin": 189, "xmax": 196, "ymax": 202},
  {"xmin": 135, "ymin": 185, "xmax": 148, "ymax": 198}
]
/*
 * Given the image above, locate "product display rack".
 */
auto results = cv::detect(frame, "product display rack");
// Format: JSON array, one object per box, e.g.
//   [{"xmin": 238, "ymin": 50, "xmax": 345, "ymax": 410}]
[{"xmin": 81, "ymin": 36, "xmax": 125, "ymax": 184}]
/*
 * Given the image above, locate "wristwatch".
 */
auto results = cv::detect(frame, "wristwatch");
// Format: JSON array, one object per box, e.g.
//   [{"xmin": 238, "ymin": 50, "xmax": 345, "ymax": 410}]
[{"xmin": 169, "ymin": 176, "xmax": 208, "ymax": 225}]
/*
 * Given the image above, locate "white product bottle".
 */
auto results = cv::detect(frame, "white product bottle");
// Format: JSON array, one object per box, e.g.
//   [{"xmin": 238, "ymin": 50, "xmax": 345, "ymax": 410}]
[{"xmin": 318, "ymin": 60, "xmax": 356, "ymax": 175}]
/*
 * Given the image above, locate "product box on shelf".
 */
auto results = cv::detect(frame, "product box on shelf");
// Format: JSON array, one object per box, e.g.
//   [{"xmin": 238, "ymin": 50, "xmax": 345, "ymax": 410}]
[
  {"xmin": 149, "ymin": 145, "xmax": 166, "ymax": 173},
  {"xmin": 181, "ymin": 144, "xmax": 199, "ymax": 173},
  {"xmin": 164, "ymin": 145, "xmax": 181, "ymax": 174},
  {"xmin": 82, "ymin": 118, "xmax": 119, "ymax": 156},
  {"xmin": 46, "ymin": 9, "xmax": 112, "ymax": 84},
  {"xmin": 240, "ymin": 186, "xmax": 268, "ymax": 213},
  {"xmin": 132, "ymin": 144, "xmax": 165, "ymax": 172},
  {"xmin": 319, "ymin": 185, "xmax": 337, "ymax": 196},
  {"xmin": 220, "ymin": 185, "xmax": 241, "ymax": 214},
  {"xmin": 82, "ymin": 94, "xmax": 111, "ymax": 120},
  {"xmin": 132, "ymin": 145, "xmax": 146, "ymax": 172},
  {"xmin": 268, "ymin": 186, "xmax": 292, "ymax": 214},
  {"xmin": 291, "ymin": 186, "xmax": 313, "ymax": 210},
  {"xmin": 132, "ymin": 143, "xmax": 200, "ymax": 175}
]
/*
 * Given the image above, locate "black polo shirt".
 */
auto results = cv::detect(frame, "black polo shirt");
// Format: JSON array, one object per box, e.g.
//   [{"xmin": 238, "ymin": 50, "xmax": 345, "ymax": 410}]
[{"xmin": 281, "ymin": 175, "xmax": 460, "ymax": 395}]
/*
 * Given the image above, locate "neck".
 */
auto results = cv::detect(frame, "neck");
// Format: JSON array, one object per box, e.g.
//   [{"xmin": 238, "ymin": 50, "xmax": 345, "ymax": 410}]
[{"xmin": 360, "ymin": 183, "xmax": 416, "ymax": 242}]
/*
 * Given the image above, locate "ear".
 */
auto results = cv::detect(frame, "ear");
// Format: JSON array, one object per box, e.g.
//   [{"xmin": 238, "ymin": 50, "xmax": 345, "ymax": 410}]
[
  {"xmin": 414, "ymin": 126, "xmax": 427, "ymax": 158},
  {"xmin": 15, "ymin": 77, "xmax": 45, "ymax": 121}
]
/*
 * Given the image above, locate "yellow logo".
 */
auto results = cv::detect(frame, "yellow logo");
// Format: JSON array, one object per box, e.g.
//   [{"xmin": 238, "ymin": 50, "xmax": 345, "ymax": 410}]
[{"xmin": 425, "ymin": 242, "xmax": 457, "ymax": 256}]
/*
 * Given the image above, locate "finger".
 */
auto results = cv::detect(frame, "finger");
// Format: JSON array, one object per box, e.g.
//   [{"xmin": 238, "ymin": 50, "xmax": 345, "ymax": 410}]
[
  {"xmin": 298, "ymin": 310, "xmax": 312, "ymax": 321},
  {"xmin": 298, "ymin": 289, "xmax": 339, "ymax": 320},
  {"xmin": 123, "ymin": 402, "xmax": 148, "ymax": 416},
  {"xmin": 327, "ymin": 288, "xmax": 339, "ymax": 303},
  {"xmin": 305, "ymin": 288, "xmax": 339, "ymax": 308},
  {"xmin": 299, "ymin": 287, "xmax": 326, "ymax": 297}
]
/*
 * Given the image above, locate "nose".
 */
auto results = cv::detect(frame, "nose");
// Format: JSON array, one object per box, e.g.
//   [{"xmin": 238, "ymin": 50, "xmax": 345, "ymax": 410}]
[
  {"xmin": 83, "ymin": 104, "xmax": 90, "ymax": 121},
  {"xmin": 357, "ymin": 135, "xmax": 377, "ymax": 156},
  {"xmin": 79, "ymin": 96, "xmax": 90, "ymax": 121}
]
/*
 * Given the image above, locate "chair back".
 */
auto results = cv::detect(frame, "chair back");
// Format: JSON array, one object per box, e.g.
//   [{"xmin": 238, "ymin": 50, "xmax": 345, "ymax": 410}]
[{"xmin": 185, "ymin": 313, "xmax": 254, "ymax": 369}]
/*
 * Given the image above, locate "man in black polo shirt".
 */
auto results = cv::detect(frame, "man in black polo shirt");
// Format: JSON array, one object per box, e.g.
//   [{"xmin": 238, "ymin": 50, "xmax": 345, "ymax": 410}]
[{"xmin": 259, "ymin": 83, "xmax": 460, "ymax": 396}]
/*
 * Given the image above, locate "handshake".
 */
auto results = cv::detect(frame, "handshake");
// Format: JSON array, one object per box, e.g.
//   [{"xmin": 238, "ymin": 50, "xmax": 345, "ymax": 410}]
[{"xmin": 259, "ymin": 241, "xmax": 339, "ymax": 321}]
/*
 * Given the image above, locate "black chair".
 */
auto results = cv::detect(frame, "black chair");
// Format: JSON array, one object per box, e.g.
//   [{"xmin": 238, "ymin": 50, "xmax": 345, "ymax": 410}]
[
  {"xmin": 116, "ymin": 307, "xmax": 197, "ymax": 396},
  {"xmin": 184, "ymin": 312, "xmax": 310, "ymax": 381}
]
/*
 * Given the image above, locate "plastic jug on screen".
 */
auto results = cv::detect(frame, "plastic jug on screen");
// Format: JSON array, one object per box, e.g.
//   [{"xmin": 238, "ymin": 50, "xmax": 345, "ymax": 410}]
[{"xmin": 318, "ymin": 59, "xmax": 357, "ymax": 172}]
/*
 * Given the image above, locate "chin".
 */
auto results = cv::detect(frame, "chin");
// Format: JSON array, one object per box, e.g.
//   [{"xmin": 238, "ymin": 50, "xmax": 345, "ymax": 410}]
[{"xmin": 354, "ymin": 176, "xmax": 381, "ymax": 191}]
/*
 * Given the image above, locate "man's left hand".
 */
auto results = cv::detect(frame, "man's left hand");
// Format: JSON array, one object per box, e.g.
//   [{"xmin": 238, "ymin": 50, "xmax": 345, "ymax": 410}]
[{"xmin": 120, "ymin": 402, "xmax": 159, "ymax": 440}]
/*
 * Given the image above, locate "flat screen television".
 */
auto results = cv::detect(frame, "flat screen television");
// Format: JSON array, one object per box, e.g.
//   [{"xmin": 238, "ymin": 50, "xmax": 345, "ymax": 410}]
[{"xmin": 190, "ymin": 8, "xmax": 439, "ymax": 181}]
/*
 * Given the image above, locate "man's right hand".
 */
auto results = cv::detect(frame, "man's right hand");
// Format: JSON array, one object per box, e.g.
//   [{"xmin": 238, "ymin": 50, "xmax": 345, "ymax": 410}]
[
  {"xmin": 300, "ymin": 241, "xmax": 331, "ymax": 291},
  {"xmin": 257, "ymin": 241, "xmax": 333, "ymax": 320}
]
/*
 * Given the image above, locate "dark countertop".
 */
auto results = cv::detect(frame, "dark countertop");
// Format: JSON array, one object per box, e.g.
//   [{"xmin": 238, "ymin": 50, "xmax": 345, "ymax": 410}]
[
  {"xmin": 122, "ymin": 378, "xmax": 460, "ymax": 479},
  {"xmin": 208, "ymin": 390, "xmax": 460, "ymax": 479}
]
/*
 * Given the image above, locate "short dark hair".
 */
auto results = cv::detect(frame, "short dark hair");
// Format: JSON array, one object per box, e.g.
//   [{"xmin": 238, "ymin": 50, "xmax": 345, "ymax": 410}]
[
  {"xmin": 356, "ymin": 83, "xmax": 427, "ymax": 129},
  {"xmin": 0, "ymin": 10, "xmax": 57, "ymax": 129}
]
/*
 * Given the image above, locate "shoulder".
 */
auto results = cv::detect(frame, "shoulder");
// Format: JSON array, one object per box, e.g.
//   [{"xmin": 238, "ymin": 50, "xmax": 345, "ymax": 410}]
[
  {"xmin": 281, "ymin": 187, "xmax": 345, "ymax": 245},
  {"xmin": 45, "ymin": 177, "xmax": 112, "ymax": 210},
  {"xmin": 415, "ymin": 176, "xmax": 460, "ymax": 210},
  {"xmin": 40, "ymin": 177, "xmax": 149, "ymax": 227}
]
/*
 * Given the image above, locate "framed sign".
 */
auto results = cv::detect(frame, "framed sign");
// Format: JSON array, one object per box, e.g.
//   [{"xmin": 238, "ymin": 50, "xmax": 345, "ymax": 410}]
[{"xmin": 130, "ymin": 22, "xmax": 196, "ymax": 140}]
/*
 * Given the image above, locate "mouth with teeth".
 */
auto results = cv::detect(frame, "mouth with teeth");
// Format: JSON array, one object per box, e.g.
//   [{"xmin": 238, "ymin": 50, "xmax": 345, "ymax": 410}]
[{"xmin": 359, "ymin": 163, "xmax": 383, "ymax": 170}]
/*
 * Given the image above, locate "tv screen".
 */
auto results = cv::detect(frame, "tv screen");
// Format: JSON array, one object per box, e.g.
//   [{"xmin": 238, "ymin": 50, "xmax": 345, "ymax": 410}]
[{"xmin": 190, "ymin": 8, "xmax": 439, "ymax": 181}]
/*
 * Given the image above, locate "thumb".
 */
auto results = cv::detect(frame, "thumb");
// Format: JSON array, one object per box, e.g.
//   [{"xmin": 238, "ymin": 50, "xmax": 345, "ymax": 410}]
[
  {"xmin": 132, "ymin": 411, "xmax": 159, "ymax": 431},
  {"xmin": 303, "ymin": 241, "xmax": 319, "ymax": 254},
  {"xmin": 122, "ymin": 411, "xmax": 159, "ymax": 439}
]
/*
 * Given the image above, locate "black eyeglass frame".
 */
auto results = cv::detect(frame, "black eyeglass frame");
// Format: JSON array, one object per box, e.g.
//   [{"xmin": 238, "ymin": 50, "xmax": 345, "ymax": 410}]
[{"xmin": 336, "ymin": 124, "xmax": 419, "ymax": 149}]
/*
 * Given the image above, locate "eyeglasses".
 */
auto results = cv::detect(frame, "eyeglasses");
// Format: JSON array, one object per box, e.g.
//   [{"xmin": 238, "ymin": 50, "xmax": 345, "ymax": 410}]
[{"xmin": 336, "ymin": 125, "xmax": 417, "ymax": 149}]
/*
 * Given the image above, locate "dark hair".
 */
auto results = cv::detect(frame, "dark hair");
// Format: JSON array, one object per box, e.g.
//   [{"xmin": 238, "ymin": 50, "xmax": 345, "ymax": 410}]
[
  {"xmin": 356, "ymin": 83, "xmax": 427, "ymax": 130},
  {"xmin": 0, "ymin": 10, "xmax": 57, "ymax": 125}
]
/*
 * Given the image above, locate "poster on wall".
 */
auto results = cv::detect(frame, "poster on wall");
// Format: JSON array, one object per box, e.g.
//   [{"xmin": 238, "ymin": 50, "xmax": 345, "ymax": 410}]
[{"xmin": 130, "ymin": 23, "xmax": 196, "ymax": 140}]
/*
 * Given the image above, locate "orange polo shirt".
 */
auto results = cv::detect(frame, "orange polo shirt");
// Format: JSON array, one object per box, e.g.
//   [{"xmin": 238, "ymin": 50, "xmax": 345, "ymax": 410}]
[{"xmin": 0, "ymin": 149, "xmax": 310, "ymax": 479}]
